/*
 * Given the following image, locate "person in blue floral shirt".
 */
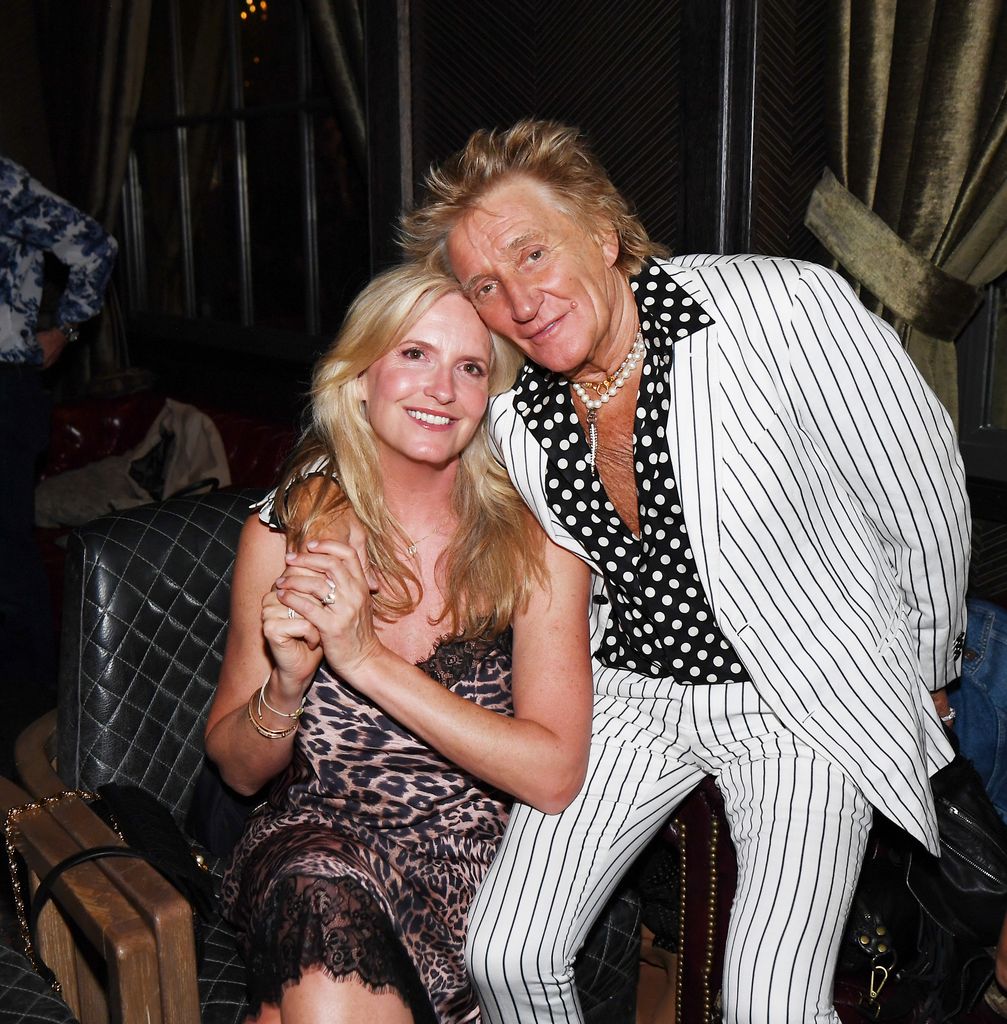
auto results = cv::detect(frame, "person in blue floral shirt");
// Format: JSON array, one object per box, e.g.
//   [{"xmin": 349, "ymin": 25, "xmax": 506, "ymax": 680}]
[{"xmin": 0, "ymin": 154, "xmax": 117, "ymax": 693}]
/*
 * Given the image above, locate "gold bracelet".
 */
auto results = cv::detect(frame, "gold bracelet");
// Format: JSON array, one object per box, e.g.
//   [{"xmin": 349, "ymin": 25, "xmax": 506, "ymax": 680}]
[
  {"xmin": 247, "ymin": 691, "xmax": 297, "ymax": 739},
  {"xmin": 257, "ymin": 674, "xmax": 305, "ymax": 720}
]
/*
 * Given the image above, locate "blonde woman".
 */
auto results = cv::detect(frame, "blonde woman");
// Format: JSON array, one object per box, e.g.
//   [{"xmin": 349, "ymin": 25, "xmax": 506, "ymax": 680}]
[{"xmin": 205, "ymin": 263, "xmax": 592, "ymax": 1024}]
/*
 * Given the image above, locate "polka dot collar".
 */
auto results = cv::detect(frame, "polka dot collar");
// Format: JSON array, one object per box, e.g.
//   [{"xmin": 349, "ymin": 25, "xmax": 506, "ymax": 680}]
[
  {"xmin": 632, "ymin": 259, "xmax": 715, "ymax": 354},
  {"xmin": 510, "ymin": 258, "xmax": 714, "ymax": 451},
  {"xmin": 507, "ymin": 260, "xmax": 745, "ymax": 681}
]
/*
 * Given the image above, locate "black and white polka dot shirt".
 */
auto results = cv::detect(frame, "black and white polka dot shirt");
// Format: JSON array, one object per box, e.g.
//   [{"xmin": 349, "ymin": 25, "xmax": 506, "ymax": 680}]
[{"xmin": 509, "ymin": 260, "xmax": 750, "ymax": 683}]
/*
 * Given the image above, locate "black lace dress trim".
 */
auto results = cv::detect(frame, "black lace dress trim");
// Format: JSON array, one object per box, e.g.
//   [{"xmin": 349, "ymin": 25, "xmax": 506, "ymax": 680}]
[
  {"xmin": 244, "ymin": 874, "xmax": 436, "ymax": 1021},
  {"xmin": 223, "ymin": 631, "xmax": 513, "ymax": 1023}
]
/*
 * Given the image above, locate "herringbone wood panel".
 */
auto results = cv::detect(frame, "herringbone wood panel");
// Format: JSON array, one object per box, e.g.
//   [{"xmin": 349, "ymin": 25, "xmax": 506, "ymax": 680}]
[
  {"xmin": 750, "ymin": 2, "xmax": 828, "ymax": 259},
  {"xmin": 408, "ymin": 1, "xmax": 832, "ymax": 261},
  {"xmin": 973, "ymin": 518, "xmax": 1007, "ymax": 602},
  {"xmin": 410, "ymin": 1, "xmax": 682, "ymax": 250}
]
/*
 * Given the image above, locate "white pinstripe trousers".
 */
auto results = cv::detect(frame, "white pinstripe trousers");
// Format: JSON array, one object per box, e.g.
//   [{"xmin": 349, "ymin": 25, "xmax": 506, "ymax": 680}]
[{"xmin": 466, "ymin": 681, "xmax": 873, "ymax": 1024}]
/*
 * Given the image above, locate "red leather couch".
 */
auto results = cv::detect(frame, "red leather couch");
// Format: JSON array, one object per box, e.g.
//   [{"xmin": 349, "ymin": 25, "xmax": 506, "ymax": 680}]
[{"xmin": 37, "ymin": 390, "xmax": 297, "ymax": 637}]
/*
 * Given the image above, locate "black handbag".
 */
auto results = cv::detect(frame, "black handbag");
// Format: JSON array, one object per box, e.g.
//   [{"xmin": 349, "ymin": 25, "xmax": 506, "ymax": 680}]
[
  {"xmin": 91, "ymin": 782, "xmax": 216, "ymax": 915},
  {"xmin": 187, "ymin": 758, "xmax": 265, "ymax": 858},
  {"xmin": 907, "ymin": 753, "xmax": 1007, "ymax": 947},
  {"xmin": 837, "ymin": 751, "xmax": 1007, "ymax": 1022},
  {"xmin": 835, "ymin": 833, "xmax": 944, "ymax": 1022}
]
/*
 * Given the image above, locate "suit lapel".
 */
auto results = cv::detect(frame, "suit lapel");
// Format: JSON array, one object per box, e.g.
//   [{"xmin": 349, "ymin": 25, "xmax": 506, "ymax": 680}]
[
  {"xmin": 668, "ymin": 324, "xmax": 722, "ymax": 611},
  {"xmin": 508, "ymin": 258, "xmax": 725, "ymax": 607}
]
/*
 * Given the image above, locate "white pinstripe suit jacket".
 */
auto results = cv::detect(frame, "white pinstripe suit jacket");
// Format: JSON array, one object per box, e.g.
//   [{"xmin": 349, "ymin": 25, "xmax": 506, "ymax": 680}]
[{"xmin": 488, "ymin": 254, "xmax": 969, "ymax": 855}]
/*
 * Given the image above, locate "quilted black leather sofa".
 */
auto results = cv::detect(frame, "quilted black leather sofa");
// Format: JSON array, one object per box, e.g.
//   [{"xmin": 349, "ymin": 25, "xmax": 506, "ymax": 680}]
[
  {"xmin": 14, "ymin": 490, "xmax": 259, "ymax": 1023},
  {"xmin": 0, "ymin": 943, "xmax": 78, "ymax": 1024},
  {"xmin": 11, "ymin": 489, "xmax": 641, "ymax": 1022}
]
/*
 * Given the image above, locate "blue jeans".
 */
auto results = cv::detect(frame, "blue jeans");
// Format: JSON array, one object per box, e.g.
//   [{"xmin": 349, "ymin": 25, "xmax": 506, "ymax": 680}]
[{"xmin": 950, "ymin": 597, "xmax": 1007, "ymax": 825}]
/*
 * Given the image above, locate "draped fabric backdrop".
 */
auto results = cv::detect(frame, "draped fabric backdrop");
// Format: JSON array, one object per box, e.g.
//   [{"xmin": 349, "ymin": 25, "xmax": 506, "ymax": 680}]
[
  {"xmin": 303, "ymin": 0, "xmax": 366, "ymax": 185},
  {"xmin": 80, "ymin": 0, "xmax": 153, "ymax": 385},
  {"xmin": 805, "ymin": 0, "xmax": 1007, "ymax": 424},
  {"xmin": 141, "ymin": 2, "xmax": 229, "ymax": 321},
  {"xmin": 7, "ymin": 0, "xmax": 365, "ymax": 389},
  {"xmin": 39, "ymin": 0, "xmax": 152, "ymax": 388},
  {"xmin": 0, "ymin": 4, "xmax": 56, "ymax": 184}
]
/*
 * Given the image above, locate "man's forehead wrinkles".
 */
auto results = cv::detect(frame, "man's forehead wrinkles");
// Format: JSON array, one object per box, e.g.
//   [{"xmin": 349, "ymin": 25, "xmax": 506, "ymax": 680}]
[
  {"xmin": 456, "ymin": 225, "xmax": 536, "ymax": 294},
  {"xmin": 506, "ymin": 231, "xmax": 539, "ymax": 253}
]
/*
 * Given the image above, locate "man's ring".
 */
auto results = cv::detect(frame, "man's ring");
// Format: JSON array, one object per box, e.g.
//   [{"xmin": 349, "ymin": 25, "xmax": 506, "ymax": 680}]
[{"xmin": 288, "ymin": 607, "xmax": 296, "ymax": 619}]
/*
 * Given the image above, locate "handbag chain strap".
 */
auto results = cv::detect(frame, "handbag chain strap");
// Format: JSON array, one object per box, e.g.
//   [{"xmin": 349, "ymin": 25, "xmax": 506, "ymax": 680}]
[{"xmin": 4, "ymin": 789, "xmax": 98, "ymax": 989}]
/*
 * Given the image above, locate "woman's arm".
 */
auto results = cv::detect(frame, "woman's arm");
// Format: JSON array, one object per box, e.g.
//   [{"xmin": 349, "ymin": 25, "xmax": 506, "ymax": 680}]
[
  {"xmin": 204, "ymin": 514, "xmax": 324, "ymax": 795},
  {"xmin": 278, "ymin": 530, "xmax": 594, "ymax": 813}
]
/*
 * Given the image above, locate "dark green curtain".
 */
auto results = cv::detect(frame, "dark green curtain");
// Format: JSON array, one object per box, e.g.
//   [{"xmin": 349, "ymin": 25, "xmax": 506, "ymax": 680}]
[
  {"xmin": 83, "ymin": 0, "xmax": 153, "ymax": 387},
  {"xmin": 805, "ymin": 0, "xmax": 1007, "ymax": 424}
]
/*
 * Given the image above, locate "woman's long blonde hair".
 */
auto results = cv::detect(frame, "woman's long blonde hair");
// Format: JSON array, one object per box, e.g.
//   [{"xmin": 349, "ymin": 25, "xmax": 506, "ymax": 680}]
[{"xmin": 274, "ymin": 262, "xmax": 542, "ymax": 640}]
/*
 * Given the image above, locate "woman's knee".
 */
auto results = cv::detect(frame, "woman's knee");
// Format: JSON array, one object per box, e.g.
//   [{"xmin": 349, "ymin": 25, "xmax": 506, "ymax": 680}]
[{"xmin": 280, "ymin": 967, "xmax": 413, "ymax": 1024}]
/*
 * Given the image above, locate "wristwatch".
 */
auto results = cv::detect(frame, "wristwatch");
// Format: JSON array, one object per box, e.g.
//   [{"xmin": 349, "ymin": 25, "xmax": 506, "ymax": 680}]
[{"xmin": 60, "ymin": 323, "xmax": 81, "ymax": 345}]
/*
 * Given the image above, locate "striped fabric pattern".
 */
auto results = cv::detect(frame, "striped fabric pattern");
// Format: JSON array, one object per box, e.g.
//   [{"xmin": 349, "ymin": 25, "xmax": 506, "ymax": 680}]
[
  {"xmin": 467, "ymin": 683, "xmax": 873, "ymax": 1024},
  {"xmin": 487, "ymin": 254, "xmax": 968, "ymax": 855},
  {"xmin": 474, "ymin": 254, "xmax": 969, "ymax": 1022}
]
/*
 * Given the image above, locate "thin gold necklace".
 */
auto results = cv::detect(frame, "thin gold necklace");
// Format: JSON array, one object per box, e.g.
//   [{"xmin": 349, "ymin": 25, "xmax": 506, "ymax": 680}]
[{"xmin": 401, "ymin": 514, "xmax": 452, "ymax": 556}]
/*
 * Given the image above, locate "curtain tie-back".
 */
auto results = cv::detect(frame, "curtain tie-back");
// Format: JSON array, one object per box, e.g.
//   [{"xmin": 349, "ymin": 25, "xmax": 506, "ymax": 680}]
[{"xmin": 804, "ymin": 168, "xmax": 980, "ymax": 341}]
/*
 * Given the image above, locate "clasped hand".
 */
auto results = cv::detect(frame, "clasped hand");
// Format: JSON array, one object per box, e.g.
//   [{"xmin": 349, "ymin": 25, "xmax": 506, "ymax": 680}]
[{"xmin": 270, "ymin": 539, "xmax": 381, "ymax": 684}]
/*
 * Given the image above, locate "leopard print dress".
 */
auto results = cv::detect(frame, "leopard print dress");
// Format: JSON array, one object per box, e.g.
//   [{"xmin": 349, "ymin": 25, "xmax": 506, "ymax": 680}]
[{"xmin": 221, "ymin": 633, "xmax": 512, "ymax": 1024}]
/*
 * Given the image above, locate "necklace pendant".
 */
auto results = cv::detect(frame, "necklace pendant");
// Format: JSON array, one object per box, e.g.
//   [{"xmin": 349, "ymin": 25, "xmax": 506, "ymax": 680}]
[
  {"xmin": 405, "ymin": 542, "xmax": 419, "ymax": 555},
  {"xmin": 567, "ymin": 329, "xmax": 644, "ymax": 478},
  {"xmin": 586, "ymin": 407, "xmax": 599, "ymax": 474}
]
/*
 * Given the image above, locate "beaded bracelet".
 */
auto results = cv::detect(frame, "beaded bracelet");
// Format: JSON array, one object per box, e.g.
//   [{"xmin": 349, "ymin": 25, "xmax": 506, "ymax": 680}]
[
  {"xmin": 247, "ymin": 690, "xmax": 298, "ymax": 739},
  {"xmin": 257, "ymin": 675, "xmax": 306, "ymax": 720}
]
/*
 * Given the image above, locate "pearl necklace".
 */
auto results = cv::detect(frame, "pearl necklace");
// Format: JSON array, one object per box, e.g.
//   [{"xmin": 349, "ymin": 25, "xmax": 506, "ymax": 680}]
[{"xmin": 568, "ymin": 331, "xmax": 645, "ymax": 473}]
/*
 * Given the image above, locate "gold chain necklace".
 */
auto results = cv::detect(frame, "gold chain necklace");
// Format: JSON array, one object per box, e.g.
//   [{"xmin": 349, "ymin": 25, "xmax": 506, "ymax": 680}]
[
  {"xmin": 568, "ymin": 331, "xmax": 645, "ymax": 473},
  {"xmin": 402, "ymin": 514, "xmax": 452, "ymax": 556}
]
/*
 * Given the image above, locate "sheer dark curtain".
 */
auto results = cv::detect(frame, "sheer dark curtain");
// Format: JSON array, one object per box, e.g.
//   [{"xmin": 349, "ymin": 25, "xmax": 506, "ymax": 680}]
[
  {"xmin": 35, "ymin": 0, "xmax": 153, "ymax": 388},
  {"xmin": 139, "ymin": 0, "xmax": 230, "ymax": 321},
  {"xmin": 303, "ymin": 0, "xmax": 366, "ymax": 181},
  {"xmin": 0, "ymin": 4, "xmax": 55, "ymax": 182},
  {"xmin": 804, "ymin": 0, "xmax": 1007, "ymax": 423}
]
